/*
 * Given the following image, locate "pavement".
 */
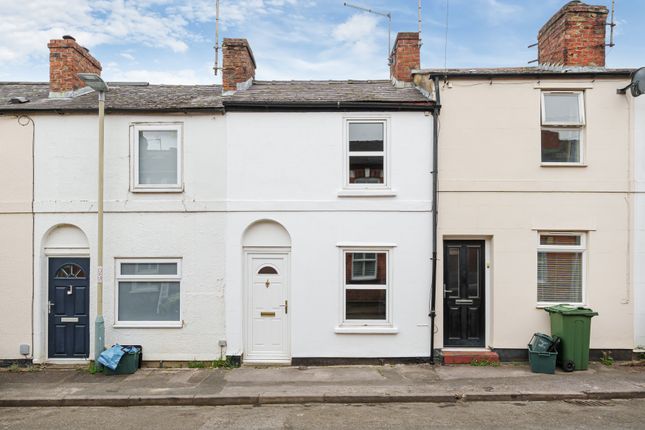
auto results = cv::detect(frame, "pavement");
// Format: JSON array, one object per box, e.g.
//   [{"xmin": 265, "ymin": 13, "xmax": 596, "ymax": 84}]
[{"xmin": 1, "ymin": 362, "xmax": 644, "ymax": 407}]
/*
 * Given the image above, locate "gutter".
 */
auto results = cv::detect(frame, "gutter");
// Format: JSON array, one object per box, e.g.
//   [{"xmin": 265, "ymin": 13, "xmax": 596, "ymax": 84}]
[
  {"xmin": 417, "ymin": 71, "xmax": 633, "ymax": 80},
  {"xmin": 222, "ymin": 101, "xmax": 435, "ymax": 112},
  {"xmin": 429, "ymin": 76, "xmax": 441, "ymax": 365},
  {"xmin": 0, "ymin": 107, "xmax": 225, "ymax": 115}
]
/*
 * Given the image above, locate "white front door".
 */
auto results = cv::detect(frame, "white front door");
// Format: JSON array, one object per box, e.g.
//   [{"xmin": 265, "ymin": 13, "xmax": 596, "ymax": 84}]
[{"xmin": 245, "ymin": 252, "xmax": 290, "ymax": 363}]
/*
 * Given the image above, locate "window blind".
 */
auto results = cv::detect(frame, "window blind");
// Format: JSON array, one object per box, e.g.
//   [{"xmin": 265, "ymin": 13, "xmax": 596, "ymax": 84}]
[{"xmin": 537, "ymin": 252, "xmax": 583, "ymax": 303}]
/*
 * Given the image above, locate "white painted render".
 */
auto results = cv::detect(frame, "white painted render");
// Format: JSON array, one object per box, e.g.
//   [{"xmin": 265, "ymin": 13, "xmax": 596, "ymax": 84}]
[
  {"xmin": 436, "ymin": 77, "xmax": 635, "ymax": 350},
  {"xmin": 224, "ymin": 112, "xmax": 434, "ymax": 359},
  {"xmin": 29, "ymin": 109, "xmax": 434, "ymax": 362},
  {"xmin": 0, "ymin": 116, "xmax": 33, "ymax": 360},
  {"xmin": 633, "ymin": 95, "xmax": 645, "ymax": 349},
  {"xmin": 32, "ymin": 114, "xmax": 227, "ymax": 362}
]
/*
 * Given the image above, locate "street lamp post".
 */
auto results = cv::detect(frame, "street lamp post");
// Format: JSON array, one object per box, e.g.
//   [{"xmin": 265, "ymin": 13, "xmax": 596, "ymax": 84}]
[{"xmin": 77, "ymin": 73, "xmax": 108, "ymax": 364}]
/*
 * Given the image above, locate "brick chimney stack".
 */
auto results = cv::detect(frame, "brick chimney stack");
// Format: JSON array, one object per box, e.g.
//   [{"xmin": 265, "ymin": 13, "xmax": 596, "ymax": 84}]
[
  {"xmin": 538, "ymin": 1, "xmax": 608, "ymax": 68},
  {"xmin": 48, "ymin": 35, "xmax": 102, "ymax": 97},
  {"xmin": 390, "ymin": 32, "xmax": 420, "ymax": 84},
  {"xmin": 222, "ymin": 38, "xmax": 256, "ymax": 93}
]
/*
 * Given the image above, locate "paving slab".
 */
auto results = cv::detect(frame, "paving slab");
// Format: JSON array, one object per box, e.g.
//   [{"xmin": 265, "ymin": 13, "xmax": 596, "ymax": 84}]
[{"xmin": 1, "ymin": 362, "xmax": 644, "ymax": 407}]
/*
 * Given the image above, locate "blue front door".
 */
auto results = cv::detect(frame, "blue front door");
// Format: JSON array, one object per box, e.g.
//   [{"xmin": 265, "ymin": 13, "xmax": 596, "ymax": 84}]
[{"xmin": 48, "ymin": 258, "xmax": 90, "ymax": 358}]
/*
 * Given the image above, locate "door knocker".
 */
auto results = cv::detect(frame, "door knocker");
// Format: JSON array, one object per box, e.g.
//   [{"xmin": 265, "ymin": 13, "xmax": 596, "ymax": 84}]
[{"xmin": 265, "ymin": 279, "xmax": 270, "ymax": 288}]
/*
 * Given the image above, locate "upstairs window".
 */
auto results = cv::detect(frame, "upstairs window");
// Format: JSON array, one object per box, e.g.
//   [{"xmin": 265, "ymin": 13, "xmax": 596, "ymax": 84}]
[
  {"xmin": 540, "ymin": 92, "xmax": 585, "ymax": 164},
  {"xmin": 537, "ymin": 233, "xmax": 585, "ymax": 304},
  {"xmin": 131, "ymin": 123, "xmax": 183, "ymax": 192},
  {"xmin": 346, "ymin": 120, "xmax": 387, "ymax": 187}
]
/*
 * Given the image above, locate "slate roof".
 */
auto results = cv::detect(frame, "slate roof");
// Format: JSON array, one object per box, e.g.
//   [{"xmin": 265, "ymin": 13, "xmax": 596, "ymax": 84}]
[
  {"xmin": 0, "ymin": 80, "xmax": 432, "ymax": 114},
  {"xmin": 0, "ymin": 82, "xmax": 224, "ymax": 113},
  {"xmin": 416, "ymin": 66, "xmax": 635, "ymax": 78},
  {"xmin": 225, "ymin": 80, "xmax": 430, "ymax": 105}
]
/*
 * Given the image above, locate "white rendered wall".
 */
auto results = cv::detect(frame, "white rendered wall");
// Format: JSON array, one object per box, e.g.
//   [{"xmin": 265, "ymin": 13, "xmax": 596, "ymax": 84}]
[
  {"xmin": 32, "ymin": 113, "xmax": 227, "ymax": 362},
  {"xmin": 225, "ymin": 112, "xmax": 434, "ymax": 358},
  {"xmin": 634, "ymin": 95, "xmax": 645, "ymax": 349}
]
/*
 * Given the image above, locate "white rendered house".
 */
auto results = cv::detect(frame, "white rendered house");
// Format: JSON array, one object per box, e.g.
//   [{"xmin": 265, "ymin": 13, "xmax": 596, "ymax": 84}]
[{"xmin": 0, "ymin": 34, "xmax": 436, "ymax": 364}]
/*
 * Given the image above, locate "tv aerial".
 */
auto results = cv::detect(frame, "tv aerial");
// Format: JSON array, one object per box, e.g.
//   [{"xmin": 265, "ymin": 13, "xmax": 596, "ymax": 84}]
[{"xmin": 343, "ymin": 2, "xmax": 392, "ymax": 65}]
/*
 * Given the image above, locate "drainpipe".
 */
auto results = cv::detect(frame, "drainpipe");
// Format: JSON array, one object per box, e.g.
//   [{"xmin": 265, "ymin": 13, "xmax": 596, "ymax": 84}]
[{"xmin": 429, "ymin": 76, "xmax": 441, "ymax": 364}]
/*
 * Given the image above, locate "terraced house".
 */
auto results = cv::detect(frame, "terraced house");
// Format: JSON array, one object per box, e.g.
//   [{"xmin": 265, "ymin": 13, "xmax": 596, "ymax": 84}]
[{"xmin": 0, "ymin": 0, "xmax": 642, "ymax": 367}]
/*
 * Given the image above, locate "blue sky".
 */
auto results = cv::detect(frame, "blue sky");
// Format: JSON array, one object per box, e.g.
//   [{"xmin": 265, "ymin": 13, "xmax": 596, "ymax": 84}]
[{"xmin": 0, "ymin": 0, "xmax": 643, "ymax": 84}]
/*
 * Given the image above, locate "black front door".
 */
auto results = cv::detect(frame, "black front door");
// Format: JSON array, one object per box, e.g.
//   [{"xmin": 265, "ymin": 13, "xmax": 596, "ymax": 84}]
[
  {"xmin": 443, "ymin": 241, "xmax": 485, "ymax": 347},
  {"xmin": 48, "ymin": 258, "xmax": 90, "ymax": 358}
]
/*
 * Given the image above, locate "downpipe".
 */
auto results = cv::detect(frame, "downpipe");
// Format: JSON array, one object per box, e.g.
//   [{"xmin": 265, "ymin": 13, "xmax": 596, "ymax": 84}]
[{"xmin": 429, "ymin": 76, "xmax": 441, "ymax": 365}]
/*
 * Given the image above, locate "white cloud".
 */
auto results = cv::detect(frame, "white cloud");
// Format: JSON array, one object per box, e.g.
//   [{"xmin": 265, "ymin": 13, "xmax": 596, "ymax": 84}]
[{"xmin": 106, "ymin": 67, "xmax": 210, "ymax": 85}]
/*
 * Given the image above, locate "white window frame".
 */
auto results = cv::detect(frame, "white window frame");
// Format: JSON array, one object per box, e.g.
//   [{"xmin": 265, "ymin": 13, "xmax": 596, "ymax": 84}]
[
  {"xmin": 540, "ymin": 91, "xmax": 586, "ymax": 166},
  {"xmin": 340, "ymin": 247, "xmax": 392, "ymax": 327},
  {"xmin": 130, "ymin": 123, "xmax": 184, "ymax": 192},
  {"xmin": 344, "ymin": 118, "xmax": 390, "ymax": 190},
  {"xmin": 536, "ymin": 232, "xmax": 586, "ymax": 307},
  {"xmin": 114, "ymin": 258, "xmax": 183, "ymax": 328}
]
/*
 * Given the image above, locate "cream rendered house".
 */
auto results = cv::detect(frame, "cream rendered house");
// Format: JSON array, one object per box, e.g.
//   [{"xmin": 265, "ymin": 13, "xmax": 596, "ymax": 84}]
[
  {"xmin": 413, "ymin": 1, "xmax": 639, "ymax": 362},
  {"xmin": 0, "ymin": 112, "xmax": 34, "ymax": 364}
]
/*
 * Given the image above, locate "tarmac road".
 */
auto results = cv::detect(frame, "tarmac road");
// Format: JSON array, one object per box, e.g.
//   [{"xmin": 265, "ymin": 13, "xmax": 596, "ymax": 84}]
[{"xmin": 1, "ymin": 399, "xmax": 645, "ymax": 430}]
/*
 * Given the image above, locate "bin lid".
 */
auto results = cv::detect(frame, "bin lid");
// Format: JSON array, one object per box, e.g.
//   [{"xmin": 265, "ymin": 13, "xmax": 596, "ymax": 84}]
[{"xmin": 544, "ymin": 304, "xmax": 598, "ymax": 316}]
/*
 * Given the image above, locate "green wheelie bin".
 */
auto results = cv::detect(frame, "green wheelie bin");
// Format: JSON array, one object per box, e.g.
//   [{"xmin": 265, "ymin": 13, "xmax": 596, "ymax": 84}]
[{"xmin": 545, "ymin": 305, "xmax": 598, "ymax": 372}]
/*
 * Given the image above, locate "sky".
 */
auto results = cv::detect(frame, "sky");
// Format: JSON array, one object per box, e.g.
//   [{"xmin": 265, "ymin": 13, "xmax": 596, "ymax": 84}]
[{"xmin": 0, "ymin": 0, "xmax": 643, "ymax": 85}]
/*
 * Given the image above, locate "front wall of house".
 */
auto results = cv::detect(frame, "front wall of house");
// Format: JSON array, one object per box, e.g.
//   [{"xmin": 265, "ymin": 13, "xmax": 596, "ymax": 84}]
[
  {"xmin": 32, "ymin": 114, "xmax": 227, "ymax": 362},
  {"xmin": 0, "ymin": 116, "xmax": 33, "ymax": 360},
  {"xmin": 225, "ymin": 112, "xmax": 434, "ymax": 358},
  {"xmin": 437, "ymin": 78, "xmax": 633, "ymax": 350},
  {"xmin": 634, "ymin": 95, "xmax": 645, "ymax": 349}
]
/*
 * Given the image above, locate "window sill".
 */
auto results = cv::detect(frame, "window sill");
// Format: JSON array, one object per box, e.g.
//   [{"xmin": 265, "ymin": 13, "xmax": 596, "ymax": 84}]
[
  {"xmin": 540, "ymin": 163, "xmax": 587, "ymax": 168},
  {"xmin": 337, "ymin": 189, "xmax": 397, "ymax": 197},
  {"xmin": 334, "ymin": 326, "xmax": 399, "ymax": 334},
  {"xmin": 535, "ymin": 303, "xmax": 585, "ymax": 309},
  {"xmin": 130, "ymin": 186, "xmax": 184, "ymax": 193},
  {"xmin": 113, "ymin": 321, "xmax": 183, "ymax": 329}
]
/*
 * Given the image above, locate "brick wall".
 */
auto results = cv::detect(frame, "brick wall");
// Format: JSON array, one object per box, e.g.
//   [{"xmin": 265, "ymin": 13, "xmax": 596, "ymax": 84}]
[
  {"xmin": 538, "ymin": 1, "xmax": 608, "ymax": 67},
  {"xmin": 390, "ymin": 32, "xmax": 420, "ymax": 83},
  {"xmin": 48, "ymin": 36, "xmax": 102, "ymax": 95},
  {"xmin": 222, "ymin": 38, "xmax": 256, "ymax": 92}
]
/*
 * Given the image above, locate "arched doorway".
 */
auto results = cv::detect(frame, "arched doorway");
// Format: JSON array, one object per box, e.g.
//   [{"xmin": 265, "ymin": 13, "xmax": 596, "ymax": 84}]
[
  {"xmin": 242, "ymin": 220, "xmax": 291, "ymax": 363},
  {"xmin": 42, "ymin": 224, "xmax": 90, "ymax": 359}
]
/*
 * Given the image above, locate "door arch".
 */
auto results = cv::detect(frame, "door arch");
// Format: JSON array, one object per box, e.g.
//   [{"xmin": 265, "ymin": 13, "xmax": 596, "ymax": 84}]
[{"xmin": 242, "ymin": 220, "xmax": 291, "ymax": 363}]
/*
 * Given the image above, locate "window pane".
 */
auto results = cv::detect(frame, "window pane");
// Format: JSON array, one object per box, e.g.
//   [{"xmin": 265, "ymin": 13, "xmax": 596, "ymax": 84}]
[
  {"xmin": 349, "ymin": 156, "xmax": 384, "ymax": 184},
  {"xmin": 537, "ymin": 252, "xmax": 583, "ymax": 303},
  {"xmin": 540, "ymin": 235, "xmax": 581, "ymax": 246},
  {"xmin": 346, "ymin": 289, "xmax": 386, "ymax": 320},
  {"xmin": 139, "ymin": 130, "xmax": 178, "ymax": 185},
  {"xmin": 349, "ymin": 123, "xmax": 384, "ymax": 152},
  {"xmin": 467, "ymin": 246, "xmax": 481, "ymax": 298},
  {"xmin": 118, "ymin": 281, "xmax": 180, "ymax": 321},
  {"xmin": 541, "ymin": 129, "xmax": 580, "ymax": 163},
  {"xmin": 346, "ymin": 252, "xmax": 386, "ymax": 284},
  {"xmin": 121, "ymin": 263, "xmax": 177, "ymax": 276},
  {"xmin": 447, "ymin": 247, "xmax": 460, "ymax": 298},
  {"xmin": 543, "ymin": 93, "xmax": 581, "ymax": 124}
]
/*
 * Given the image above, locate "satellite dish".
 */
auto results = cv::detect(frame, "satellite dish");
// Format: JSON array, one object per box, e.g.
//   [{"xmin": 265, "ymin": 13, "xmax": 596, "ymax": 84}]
[{"xmin": 631, "ymin": 67, "xmax": 645, "ymax": 97}]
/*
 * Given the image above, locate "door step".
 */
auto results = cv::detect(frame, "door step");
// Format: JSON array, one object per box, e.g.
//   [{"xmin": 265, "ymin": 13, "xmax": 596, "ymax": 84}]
[{"xmin": 442, "ymin": 350, "xmax": 500, "ymax": 365}]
